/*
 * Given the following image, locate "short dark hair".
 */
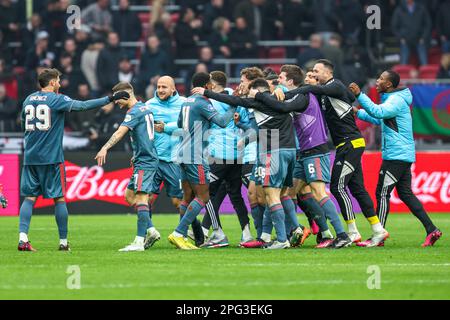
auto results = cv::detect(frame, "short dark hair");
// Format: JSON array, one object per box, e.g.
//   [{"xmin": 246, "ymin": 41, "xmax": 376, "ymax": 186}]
[
  {"xmin": 248, "ymin": 78, "xmax": 270, "ymax": 91},
  {"xmin": 280, "ymin": 65, "xmax": 304, "ymax": 86},
  {"xmin": 210, "ymin": 71, "xmax": 227, "ymax": 88},
  {"xmin": 38, "ymin": 68, "xmax": 62, "ymax": 88},
  {"xmin": 192, "ymin": 72, "xmax": 211, "ymax": 88},
  {"xmin": 263, "ymin": 67, "xmax": 278, "ymax": 81},
  {"xmin": 385, "ymin": 70, "xmax": 400, "ymax": 88},
  {"xmin": 315, "ymin": 59, "xmax": 334, "ymax": 72},
  {"xmin": 112, "ymin": 82, "xmax": 134, "ymax": 93}
]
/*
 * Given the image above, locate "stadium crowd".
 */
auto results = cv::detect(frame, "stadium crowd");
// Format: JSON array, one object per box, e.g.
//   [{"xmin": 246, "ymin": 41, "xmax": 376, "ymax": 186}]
[{"xmin": 0, "ymin": 0, "xmax": 449, "ymax": 144}]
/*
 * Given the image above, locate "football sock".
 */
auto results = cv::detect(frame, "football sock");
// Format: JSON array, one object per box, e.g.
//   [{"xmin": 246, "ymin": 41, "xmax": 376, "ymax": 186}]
[
  {"xmin": 250, "ymin": 204, "xmax": 263, "ymax": 238},
  {"xmin": 281, "ymin": 196, "xmax": 301, "ymax": 229},
  {"xmin": 202, "ymin": 226, "xmax": 209, "ymax": 237},
  {"xmin": 368, "ymin": 216, "xmax": 384, "ymax": 233},
  {"xmin": 262, "ymin": 206, "xmax": 273, "ymax": 236},
  {"xmin": 270, "ymin": 203, "xmax": 287, "ymax": 243},
  {"xmin": 299, "ymin": 193, "xmax": 328, "ymax": 232},
  {"xmin": 55, "ymin": 202, "xmax": 69, "ymax": 240},
  {"xmin": 297, "ymin": 193, "xmax": 315, "ymax": 226},
  {"xmin": 136, "ymin": 204, "xmax": 151, "ymax": 237},
  {"xmin": 179, "ymin": 201, "xmax": 188, "ymax": 218},
  {"xmin": 60, "ymin": 239, "xmax": 68, "ymax": 246},
  {"xmin": 346, "ymin": 220, "xmax": 359, "ymax": 233},
  {"xmin": 19, "ymin": 232, "xmax": 28, "ymax": 243},
  {"xmin": 242, "ymin": 224, "xmax": 252, "ymax": 240},
  {"xmin": 146, "ymin": 204, "xmax": 153, "ymax": 229},
  {"xmin": 19, "ymin": 199, "xmax": 34, "ymax": 235},
  {"xmin": 321, "ymin": 230, "xmax": 333, "ymax": 239},
  {"xmin": 176, "ymin": 198, "xmax": 205, "ymax": 236},
  {"xmin": 320, "ymin": 197, "xmax": 345, "ymax": 235}
]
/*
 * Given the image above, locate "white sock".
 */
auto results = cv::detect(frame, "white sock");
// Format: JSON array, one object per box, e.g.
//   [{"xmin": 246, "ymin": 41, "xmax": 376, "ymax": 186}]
[
  {"xmin": 371, "ymin": 222, "xmax": 384, "ymax": 233},
  {"xmin": 147, "ymin": 227, "xmax": 155, "ymax": 233},
  {"xmin": 60, "ymin": 239, "xmax": 68, "ymax": 246},
  {"xmin": 242, "ymin": 224, "xmax": 252, "ymax": 239},
  {"xmin": 347, "ymin": 222, "xmax": 359, "ymax": 233},
  {"xmin": 173, "ymin": 231, "xmax": 183, "ymax": 238},
  {"xmin": 261, "ymin": 232, "xmax": 271, "ymax": 243},
  {"xmin": 202, "ymin": 226, "xmax": 209, "ymax": 237},
  {"xmin": 19, "ymin": 232, "xmax": 28, "ymax": 243},
  {"xmin": 135, "ymin": 236, "xmax": 145, "ymax": 244}
]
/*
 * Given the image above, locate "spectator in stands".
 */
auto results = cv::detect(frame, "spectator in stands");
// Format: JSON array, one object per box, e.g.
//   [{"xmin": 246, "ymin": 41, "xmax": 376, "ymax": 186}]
[
  {"xmin": 437, "ymin": 54, "xmax": 450, "ymax": 79},
  {"xmin": 209, "ymin": 17, "xmax": 232, "ymax": 58},
  {"xmin": 112, "ymin": 0, "xmax": 142, "ymax": 43},
  {"xmin": 321, "ymin": 33, "xmax": 344, "ymax": 79},
  {"xmin": 74, "ymin": 25, "xmax": 91, "ymax": 57},
  {"xmin": 22, "ymin": 13, "xmax": 46, "ymax": 50},
  {"xmin": 60, "ymin": 37, "xmax": 81, "ymax": 67},
  {"xmin": 89, "ymin": 103, "xmax": 127, "ymax": 150},
  {"xmin": 43, "ymin": 0, "xmax": 71, "ymax": 46},
  {"xmin": 0, "ymin": 83, "xmax": 18, "ymax": 132},
  {"xmin": 336, "ymin": 0, "xmax": 365, "ymax": 46},
  {"xmin": 81, "ymin": 38, "xmax": 104, "ymax": 97},
  {"xmin": 139, "ymin": 35, "xmax": 172, "ymax": 95},
  {"xmin": 174, "ymin": 7, "xmax": 202, "ymax": 59},
  {"xmin": 0, "ymin": 0, "xmax": 20, "ymax": 43},
  {"xmin": 436, "ymin": 0, "xmax": 450, "ymax": 53},
  {"xmin": 59, "ymin": 53, "xmax": 87, "ymax": 98},
  {"xmin": 391, "ymin": 0, "xmax": 431, "ymax": 66},
  {"xmin": 65, "ymin": 83, "xmax": 95, "ymax": 132},
  {"xmin": 203, "ymin": 0, "xmax": 233, "ymax": 35},
  {"xmin": 229, "ymin": 16, "xmax": 256, "ymax": 77},
  {"xmin": 117, "ymin": 56, "xmax": 137, "ymax": 86},
  {"xmin": 153, "ymin": 11, "xmax": 174, "ymax": 57},
  {"xmin": 233, "ymin": 0, "xmax": 266, "ymax": 40},
  {"xmin": 283, "ymin": 0, "xmax": 308, "ymax": 42},
  {"xmin": 96, "ymin": 31, "xmax": 124, "ymax": 94},
  {"xmin": 312, "ymin": 0, "xmax": 339, "ymax": 35},
  {"xmin": 24, "ymin": 31, "xmax": 55, "ymax": 71},
  {"xmin": 297, "ymin": 33, "xmax": 324, "ymax": 69},
  {"xmin": 197, "ymin": 46, "xmax": 219, "ymax": 72},
  {"xmin": 0, "ymin": 31, "xmax": 12, "ymax": 66},
  {"xmin": 81, "ymin": 0, "xmax": 113, "ymax": 41}
]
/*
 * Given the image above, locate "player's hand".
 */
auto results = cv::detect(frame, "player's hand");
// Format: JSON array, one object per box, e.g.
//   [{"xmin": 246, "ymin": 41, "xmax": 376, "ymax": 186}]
[
  {"xmin": 274, "ymin": 87, "xmax": 285, "ymax": 101},
  {"xmin": 109, "ymin": 91, "xmax": 130, "ymax": 102},
  {"xmin": 234, "ymin": 112, "xmax": 240, "ymax": 124},
  {"xmin": 154, "ymin": 122, "xmax": 165, "ymax": 133},
  {"xmin": 352, "ymin": 106, "xmax": 360, "ymax": 115},
  {"xmin": 95, "ymin": 148, "xmax": 108, "ymax": 166},
  {"xmin": 191, "ymin": 87, "xmax": 205, "ymax": 96},
  {"xmin": 348, "ymin": 83, "xmax": 361, "ymax": 97}
]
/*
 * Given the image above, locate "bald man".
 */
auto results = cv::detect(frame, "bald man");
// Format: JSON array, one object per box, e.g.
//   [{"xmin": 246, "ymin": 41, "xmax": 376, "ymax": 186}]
[{"xmin": 144, "ymin": 76, "xmax": 205, "ymax": 247}]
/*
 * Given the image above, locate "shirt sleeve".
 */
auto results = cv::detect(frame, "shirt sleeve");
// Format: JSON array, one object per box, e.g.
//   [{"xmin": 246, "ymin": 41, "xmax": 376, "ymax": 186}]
[
  {"xmin": 121, "ymin": 111, "xmax": 140, "ymax": 130},
  {"xmin": 53, "ymin": 94, "xmax": 110, "ymax": 112},
  {"xmin": 199, "ymin": 100, "xmax": 219, "ymax": 120},
  {"xmin": 358, "ymin": 93, "xmax": 402, "ymax": 119}
]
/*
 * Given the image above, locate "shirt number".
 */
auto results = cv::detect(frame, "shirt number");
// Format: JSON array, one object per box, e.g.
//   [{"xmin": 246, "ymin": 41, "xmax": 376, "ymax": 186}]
[
  {"xmin": 181, "ymin": 106, "xmax": 190, "ymax": 131},
  {"xmin": 145, "ymin": 114, "xmax": 154, "ymax": 140},
  {"xmin": 24, "ymin": 104, "xmax": 51, "ymax": 131}
]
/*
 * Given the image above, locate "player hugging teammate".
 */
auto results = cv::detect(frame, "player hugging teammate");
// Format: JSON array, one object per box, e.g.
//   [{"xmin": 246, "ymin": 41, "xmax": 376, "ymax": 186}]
[{"xmin": 13, "ymin": 61, "xmax": 441, "ymax": 252}]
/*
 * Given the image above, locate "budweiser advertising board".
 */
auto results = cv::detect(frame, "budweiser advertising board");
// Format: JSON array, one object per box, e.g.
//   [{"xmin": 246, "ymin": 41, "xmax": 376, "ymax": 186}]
[
  {"xmin": 5, "ymin": 151, "xmax": 448, "ymax": 215},
  {"xmin": 0, "ymin": 154, "xmax": 20, "ymax": 216}
]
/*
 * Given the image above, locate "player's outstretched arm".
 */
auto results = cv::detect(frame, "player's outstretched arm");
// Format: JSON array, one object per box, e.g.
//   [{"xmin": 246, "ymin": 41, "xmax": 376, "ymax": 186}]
[
  {"xmin": 357, "ymin": 93, "xmax": 402, "ymax": 119},
  {"xmin": 356, "ymin": 109, "xmax": 382, "ymax": 125},
  {"xmin": 95, "ymin": 125, "xmax": 129, "ymax": 166},
  {"xmin": 254, "ymin": 92, "xmax": 309, "ymax": 113},
  {"xmin": 69, "ymin": 91, "xmax": 130, "ymax": 112},
  {"xmin": 209, "ymin": 107, "xmax": 237, "ymax": 128}
]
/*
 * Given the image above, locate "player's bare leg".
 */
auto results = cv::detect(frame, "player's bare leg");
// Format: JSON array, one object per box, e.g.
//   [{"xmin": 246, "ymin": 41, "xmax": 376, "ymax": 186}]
[{"xmin": 18, "ymin": 196, "xmax": 37, "ymax": 252}]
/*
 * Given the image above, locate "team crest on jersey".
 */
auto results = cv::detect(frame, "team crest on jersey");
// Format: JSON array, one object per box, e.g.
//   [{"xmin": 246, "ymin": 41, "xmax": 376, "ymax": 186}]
[{"xmin": 124, "ymin": 115, "xmax": 132, "ymax": 122}]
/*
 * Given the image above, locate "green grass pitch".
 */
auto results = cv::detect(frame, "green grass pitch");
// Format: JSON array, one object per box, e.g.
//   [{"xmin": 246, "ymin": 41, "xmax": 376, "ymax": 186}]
[{"xmin": 0, "ymin": 213, "xmax": 449, "ymax": 300}]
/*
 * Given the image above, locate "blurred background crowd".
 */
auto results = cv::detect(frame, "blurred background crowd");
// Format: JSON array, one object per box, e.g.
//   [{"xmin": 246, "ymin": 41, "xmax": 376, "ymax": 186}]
[{"xmin": 0, "ymin": 0, "xmax": 449, "ymax": 151}]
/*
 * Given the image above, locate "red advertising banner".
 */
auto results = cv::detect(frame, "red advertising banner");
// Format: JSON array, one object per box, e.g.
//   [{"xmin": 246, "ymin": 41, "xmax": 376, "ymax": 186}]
[
  {"xmin": 0, "ymin": 154, "xmax": 20, "ymax": 216},
  {"xmin": 5, "ymin": 151, "xmax": 449, "ymax": 215},
  {"xmin": 361, "ymin": 152, "xmax": 450, "ymax": 213}
]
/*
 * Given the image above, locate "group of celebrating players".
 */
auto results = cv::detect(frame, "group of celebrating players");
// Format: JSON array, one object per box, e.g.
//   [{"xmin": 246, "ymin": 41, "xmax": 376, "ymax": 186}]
[{"xmin": 14, "ymin": 58, "xmax": 442, "ymax": 252}]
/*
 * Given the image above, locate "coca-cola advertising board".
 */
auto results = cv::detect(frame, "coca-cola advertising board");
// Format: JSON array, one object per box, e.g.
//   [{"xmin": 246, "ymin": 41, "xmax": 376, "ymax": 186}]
[
  {"xmin": 6, "ymin": 151, "xmax": 450, "ymax": 215},
  {"xmin": 0, "ymin": 154, "xmax": 20, "ymax": 216}
]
